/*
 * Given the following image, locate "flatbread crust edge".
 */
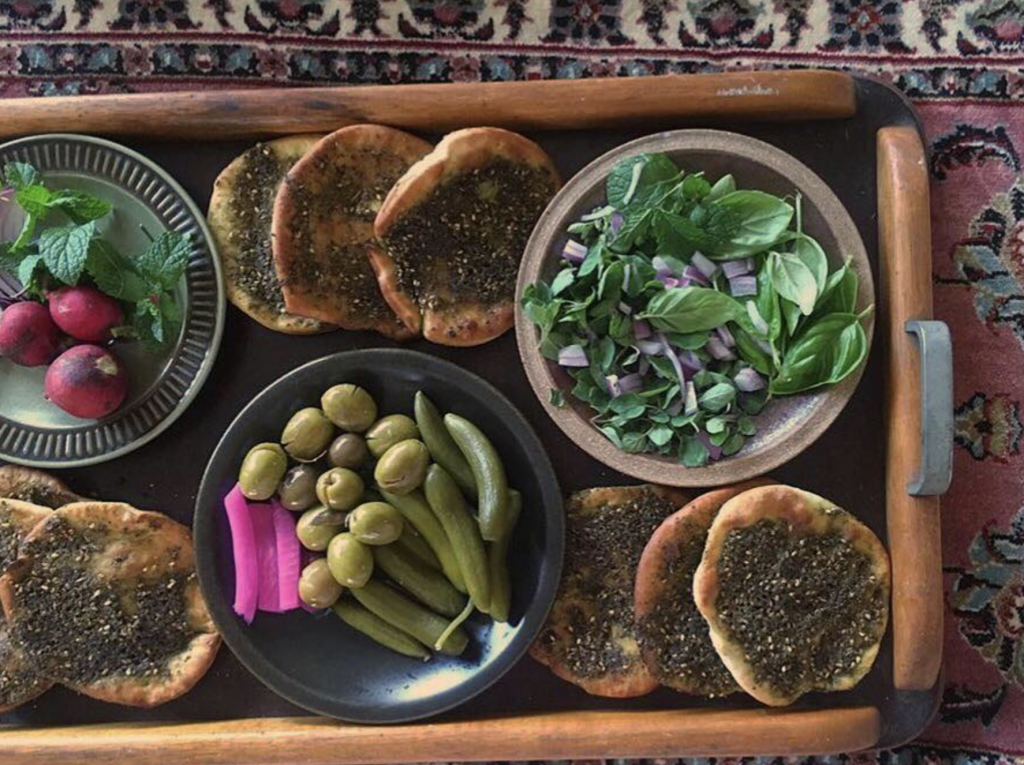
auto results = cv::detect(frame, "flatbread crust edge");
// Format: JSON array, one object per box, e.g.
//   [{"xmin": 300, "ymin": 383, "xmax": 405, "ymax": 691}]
[
  {"xmin": 0, "ymin": 502, "xmax": 221, "ymax": 709},
  {"xmin": 272, "ymin": 124, "xmax": 429, "ymax": 340},
  {"xmin": 372, "ymin": 127, "xmax": 561, "ymax": 347},
  {"xmin": 208, "ymin": 135, "xmax": 335, "ymax": 336},
  {"xmin": 529, "ymin": 484, "xmax": 689, "ymax": 698},
  {"xmin": 692, "ymin": 484, "xmax": 891, "ymax": 707},
  {"xmin": 633, "ymin": 478, "xmax": 773, "ymax": 696},
  {"xmin": 0, "ymin": 467, "xmax": 80, "ymax": 509}
]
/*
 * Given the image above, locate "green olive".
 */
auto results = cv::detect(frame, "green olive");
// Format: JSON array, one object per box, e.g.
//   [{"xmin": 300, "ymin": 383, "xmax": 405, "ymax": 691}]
[
  {"xmin": 321, "ymin": 384, "xmax": 377, "ymax": 433},
  {"xmin": 328, "ymin": 433, "xmax": 370, "ymax": 469},
  {"xmin": 298, "ymin": 559, "xmax": 344, "ymax": 609},
  {"xmin": 327, "ymin": 533, "xmax": 373, "ymax": 588},
  {"xmin": 374, "ymin": 439, "xmax": 430, "ymax": 496},
  {"xmin": 238, "ymin": 442, "xmax": 288, "ymax": 501},
  {"xmin": 281, "ymin": 407, "xmax": 334, "ymax": 461},
  {"xmin": 315, "ymin": 467, "xmax": 365, "ymax": 511},
  {"xmin": 296, "ymin": 506, "xmax": 346, "ymax": 551},
  {"xmin": 366, "ymin": 414, "xmax": 421, "ymax": 459},
  {"xmin": 277, "ymin": 464, "xmax": 320, "ymax": 511},
  {"xmin": 348, "ymin": 502, "xmax": 404, "ymax": 545}
]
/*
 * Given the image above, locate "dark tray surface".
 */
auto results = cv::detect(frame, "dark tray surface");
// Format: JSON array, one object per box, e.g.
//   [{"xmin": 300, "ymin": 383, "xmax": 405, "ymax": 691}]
[{"xmin": 0, "ymin": 78, "xmax": 935, "ymax": 749}]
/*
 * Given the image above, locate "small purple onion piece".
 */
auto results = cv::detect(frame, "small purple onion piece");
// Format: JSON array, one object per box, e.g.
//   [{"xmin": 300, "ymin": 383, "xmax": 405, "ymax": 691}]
[
  {"xmin": 619, "ymin": 301, "xmax": 633, "ymax": 316},
  {"xmin": 681, "ymin": 265, "xmax": 710, "ymax": 286},
  {"xmin": 716, "ymin": 325, "xmax": 736, "ymax": 348},
  {"xmin": 606, "ymin": 374, "xmax": 622, "ymax": 397},
  {"xmin": 652, "ymin": 256, "xmax": 676, "ymax": 277},
  {"xmin": 734, "ymin": 367, "xmax": 766, "ymax": 392},
  {"xmin": 558, "ymin": 344, "xmax": 589, "ymax": 367},
  {"xmin": 667, "ymin": 397, "xmax": 683, "ymax": 416},
  {"xmin": 729, "ymin": 275, "xmax": 758, "ymax": 297},
  {"xmin": 698, "ymin": 431, "xmax": 724, "ymax": 461},
  {"xmin": 722, "ymin": 259, "xmax": 751, "ymax": 279},
  {"xmin": 658, "ymin": 333, "xmax": 688, "ymax": 387},
  {"xmin": 619, "ymin": 373, "xmax": 644, "ymax": 394},
  {"xmin": 656, "ymin": 273, "xmax": 678, "ymax": 288},
  {"xmin": 562, "ymin": 240, "xmax": 588, "ymax": 265},
  {"xmin": 706, "ymin": 336, "xmax": 736, "ymax": 361},
  {"xmin": 746, "ymin": 300, "xmax": 770, "ymax": 336},
  {"xmin": 678, "ymin": 349, "xmax": 704, "ymax": 375},
  {"xmin": 610, "ymin": 212, "xmax": 624, "ymax": 234},
  {"xmin": 691, "ymin": 251, "xmax": 718, "ymax": 279},
  {"xmin": 633, "ymin": 319, "xmax": 652, "ymax": 340},
  {"xmin": 684, "ymin": 381, "xmax": 699, "ymax": 415},
  {"xmin": 636, "ymin": 338, "xmax": 663, "ymax": 355},
  {"xmin": 638, "ymin": 356, "xmax": 651, "ymax": 376}
]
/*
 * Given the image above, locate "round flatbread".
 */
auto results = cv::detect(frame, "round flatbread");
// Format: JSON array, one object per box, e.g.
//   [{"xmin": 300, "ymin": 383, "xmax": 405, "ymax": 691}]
[
  {"xmin": 693, "ymin": 484, "xmax": 890, "ymax": 707},
  {"xmin": 208, "ymin": 135, "xmax": 334, "ymax": 335},
  {"xmin": 0, "ymin": 466, "xmax": 80, "ymax": 509},
  {"xmin": 374, "ymin": 127, "xmax": 560, "ymax": 346},
  {"xmin": 634, "ymin": 479, "xmax": 773, "ymax": 697},
  {"xmin": 0, "ymin": 502, "xmax": 220, "ymax": 708},
  {"xmin": 0, "ymin": 498, "xmax": 53, "ymax": 713},
  {"xmin": 530, "ymin": 484, "xmax": 689, "ymax": 698},
  {"xmin": 272, "ymin": 125, "xmax": 430, "ymax": 340}
]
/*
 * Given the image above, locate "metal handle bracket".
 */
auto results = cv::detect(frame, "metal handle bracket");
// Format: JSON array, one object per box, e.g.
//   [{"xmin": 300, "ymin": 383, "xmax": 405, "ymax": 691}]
[{"xmin": 906, "ymin": 320, "xmax": 953, "ymax": 496}]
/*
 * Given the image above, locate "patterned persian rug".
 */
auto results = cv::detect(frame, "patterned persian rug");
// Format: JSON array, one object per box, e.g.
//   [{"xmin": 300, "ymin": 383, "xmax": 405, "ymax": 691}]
[{"xmin": 3, "ymin": 0, "xmax": 1024, "ymax": 763}]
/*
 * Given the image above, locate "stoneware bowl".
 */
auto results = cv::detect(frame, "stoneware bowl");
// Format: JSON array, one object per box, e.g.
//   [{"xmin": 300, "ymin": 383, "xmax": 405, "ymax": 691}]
[
  {"xmin": 194, "ymin": 349, "xmax": 564, "ymax": 723},
  {"xmin": 515, "ymin": 129, "xmax": 874, "ymax": 487}
]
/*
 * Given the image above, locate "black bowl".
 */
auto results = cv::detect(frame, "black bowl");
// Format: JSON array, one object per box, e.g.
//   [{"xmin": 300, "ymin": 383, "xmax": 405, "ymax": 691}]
[{"xmin": 194, "ymin": 349, "xmax": 564, "ymax": 723}]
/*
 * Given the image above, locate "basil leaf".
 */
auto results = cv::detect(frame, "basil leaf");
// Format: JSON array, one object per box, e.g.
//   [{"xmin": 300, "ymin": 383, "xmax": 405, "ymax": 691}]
[
  {"xmin": 665, "ymin": 331, "xmax": 708, "ymax": 350},
  {"xmin": 705, "ymin": 416, "xmax": 728, "ymax": 434},
  {"xmin": 680, "ymin": 436, "xmax": 710, "ymax": 467},
  {"xmin": 598, "ymin": 260, "xmax": 625, "ymax": 300},
  {"xmin": 3, "ymin": 162, "xmax": 40, "ymax": 190},
  {"xmin": 641, "ymin": 286, "xmax": 744, "ymax": 334},
  {"xmin": 706, "ymin": 190, "xmax": 794, "ymax": 258},
  {"xmin": 781, "ymin": 297, "xmax": 803, "ymax": 337},
  {"xmin": 649, "ymin": 424, "xmax": 674, "ymax": 447},
  {"xmin": 769, "ymin": 251, "xmax": 818, "ymax": 316},
  {"xmin": 699, "ymin": 382, "xmax": 736, "ymax": 413},
  {"xmin": 550, "ymin": 267, "xmax": 574, "ymax": 296},
  {"xmin": 609, "ymin": 209, "xmax": 652, "ymax": 253},
  {"xmin": 722, "ymin": 432, "xmax": 746, "ymax": 456},
  {"xmin": 682, "ymin": 173, "xmax": 712, "ymax": 200},
  {"xmin": 737, "ymin": 416, "xmax": 756, "ymax": 436},
  {"xmin": 754, "ymin": 260, "xmax": 782, "ymax": 342},
  {"xmin": 770, "ymin": 312, "xmax": 868, "ymax": 395},
  {"xmin": 817, "ymin": 262, "xmax": 859, "ymax": 315},
  {"xmin": 549, "ymin": 389, "xmax": 566, "ymax": 407},
  {"xmin": 733, "ymin": 325, "xmax": 772, "ymax": 376},
  {"xmin": 705, "ymin": 174, "xmax": 736, "ymax": 202},
  {"xmin": 790, "ymin": 234, "xmax": 828, "ymax": 294},
  {"xmin": 655, "ymin": 209, "xmax": 717, "ymax": 251},
  {"xmin": 39, "ymin": 222, "xmax": 95, "ymax": 285},
  {"xmin": 595, "ymin": 335, "xmax": 616, "ymax": 372}
]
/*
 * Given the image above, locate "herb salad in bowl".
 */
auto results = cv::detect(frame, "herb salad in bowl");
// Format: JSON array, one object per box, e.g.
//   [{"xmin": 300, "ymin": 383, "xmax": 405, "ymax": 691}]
[{"xmin": 516, "ymin": 130, "xmax": 874, "ymax": 486}]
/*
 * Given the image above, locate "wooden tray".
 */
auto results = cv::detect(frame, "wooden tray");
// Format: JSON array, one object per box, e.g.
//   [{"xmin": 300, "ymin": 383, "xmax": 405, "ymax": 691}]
[{"xmin": 0, "ymin": 71, "xmax": 945, "ymax": 763}]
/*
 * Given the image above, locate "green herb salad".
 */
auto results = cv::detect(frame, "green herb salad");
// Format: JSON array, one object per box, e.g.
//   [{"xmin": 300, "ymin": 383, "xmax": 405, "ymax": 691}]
[{"xmin": 521, "ymin": 152, "xmax": 872, "ymax": 467}]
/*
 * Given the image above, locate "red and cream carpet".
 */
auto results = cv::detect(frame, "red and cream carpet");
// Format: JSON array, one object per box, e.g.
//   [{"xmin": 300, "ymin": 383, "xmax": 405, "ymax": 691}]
[{"xmin": 2, "ymin": 0, "xmax": 1024, "ymax": 762}]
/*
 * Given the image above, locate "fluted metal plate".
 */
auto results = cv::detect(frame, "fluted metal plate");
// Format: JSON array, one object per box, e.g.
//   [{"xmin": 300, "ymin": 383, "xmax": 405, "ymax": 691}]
[{"xmin": 0, "ymin": 134, "xmax": 224, "ymax": 467}]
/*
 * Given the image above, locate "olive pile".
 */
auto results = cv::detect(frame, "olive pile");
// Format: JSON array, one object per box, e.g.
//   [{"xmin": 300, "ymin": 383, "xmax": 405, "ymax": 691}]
[{"xmin": 236, "ymin": 385, "xmax": 521, "ymax": 659}]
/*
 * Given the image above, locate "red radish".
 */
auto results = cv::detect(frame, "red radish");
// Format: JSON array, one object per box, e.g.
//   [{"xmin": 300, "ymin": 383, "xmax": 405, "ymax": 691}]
[
  {"xmin": 0, "ymin": 302, "xmax": 63, "ymax": 367},
  {"xmin": 48, "ymin": 285, "xmax": 123, "ymax": 343},
  {"xmin": 44, "ymin": 345, "xmax": 128, "ymax": 419}
]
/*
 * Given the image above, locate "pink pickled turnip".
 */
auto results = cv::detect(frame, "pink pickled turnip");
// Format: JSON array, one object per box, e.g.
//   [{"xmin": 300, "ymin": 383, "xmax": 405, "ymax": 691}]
[
  {"xmin": 0, "ymin": 302, "xmax": 63, "ymax": 367},
  {"xmin": 44, "ymin": 345, "xmax": 128, "ymax": 419},
  {"xmin": 48, "ymin": 285, "xmax": 123, "ymax": 343}
]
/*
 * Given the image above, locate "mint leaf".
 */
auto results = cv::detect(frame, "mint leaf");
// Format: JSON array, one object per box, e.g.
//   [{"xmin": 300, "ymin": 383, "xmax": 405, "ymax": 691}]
[
  {"xmin": 607, "ymin": 153, "xmax": 678, "ymax": 209},
  {"xmin": 86, "ymin": 240, "xmax": 149, "ymax": 302},
  {"xmin": 3, "ymin": 162, "xmax": 40, "ymax": 190},
  {"xmin": 0, "ymin": 242, "xmax": 21, "ymax": 271},
  {"xmin": 17, "ymin": 253, "xmax": 43, "ymax": 286},
  {"xmin": 135, "ymin": 231, "xmax": 191, "ymax": 290},
  {"xmin": 48, "ymin": 190, "xmax": 112, "ymax": 224},
  {"xmin": 16, "ymin": 185, "xmax": 52, "ymax": 218},
  {"xmin": 39, "ymin": 222, "xmax": 95, "ymax": 285}
]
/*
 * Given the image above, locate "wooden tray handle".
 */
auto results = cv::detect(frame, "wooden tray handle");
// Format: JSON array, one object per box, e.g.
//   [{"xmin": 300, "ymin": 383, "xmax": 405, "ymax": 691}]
[
  {"xmin": 0, "ymin": 71, "xmax": 856, "ymax": 141},
  {"xmin": 877, "ymin": 125, "xmax": 945, "ymax": 691}
]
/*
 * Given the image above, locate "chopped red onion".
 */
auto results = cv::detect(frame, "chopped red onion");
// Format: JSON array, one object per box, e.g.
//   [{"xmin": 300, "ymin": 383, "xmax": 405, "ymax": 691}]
[
  {"xmin": 610, "ymin": 212, "xmax": 624, "ymax": 234},
  {"xmin": 618, "ymin": 301, "xmax": 633, "ymax": 316},
  {"xmin": 698, "ymin": 431, "xmax": 724, "ymax": 461},
  {"xmin": 682, "ymin": 265, "xmax": 710, "ymax": 286},
  {"xmin": 562, "ymin": 240, "xmax": 588, "ymax": 264},
  {"xmin": 633, "ymin": 319, "xmax": 652, "ymax": 340},
  {"xmin": 606, "ymin": 374, "xmax": 622, "ymax": 397},
  {"xmin": 667, "ymin": 398, "xmax": 683, "ymax": 416},
  {"xmin": 638, "ymin": 356, "xmax": 651, "ymax": 375},
  {"xmin": 656, "ymin": 273, "xmax": 679, "ymax": 288},
  {"xmin": 730, "ymin": 275, "xmax": 758, "ymax": 297},
  {"xmin": 678, "ymin": 349, "xmax": 704, "ymax": 375},
  {"xmin": 691, "ymin": 251, "xmax": 718, "ymax": 279},
  {"xmin": 734, "ymin": 367, "xmax": 766, "ymax": 392},
  {"xmin": 684, "ymin": 381, "xmax": 699, "ymax": 415},
  {"xmin": 558, "ymin": 344, "xmax": 589, "ymax": 367},
  {"xmin": 746, "ymin": 300, "xmax": 769, "ymax": 336},
  {"xmin": 636, "ymin": 338, "xmax": 662, "ymax": 355},
  {"xmin": 652, "ymin": 256, "xmax": 676, "ymax": 278},
  {"xmin": 722, "ymin": 260, "xmax": 751, "ymax": 279},
  {"xmin": 716, "ymin": 325, "xmax": 736, "ymax": 347},
  {"xmin": 658, "ymin": 333, "xmax": 688, "ymax": 387},
  {"xmin": 706, "ymin": 336, "xmax": 737, "ymax": 361},
  {"xmin": 619, "ymin": 373, "xmax": 644, "ymax": 394}
]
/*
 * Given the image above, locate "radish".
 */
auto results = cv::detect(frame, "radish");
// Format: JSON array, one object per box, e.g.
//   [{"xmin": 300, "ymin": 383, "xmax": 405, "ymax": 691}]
[
  {"xmin": 48, "ymin": 285, "xmax": 123, "ymax": 343},
  {"xmin": 44, "ymin": 345, "xmax": 128, "ymax": 419},
  {"xmin": 0, "ymin": 302, "xmax": 63, "ymax": 367}
]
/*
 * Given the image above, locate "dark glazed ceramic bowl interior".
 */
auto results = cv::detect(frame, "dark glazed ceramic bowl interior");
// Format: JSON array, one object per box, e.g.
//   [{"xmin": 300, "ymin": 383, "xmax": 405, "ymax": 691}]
[
  {"xmin": 194, "ymin": 349, "xmax": 564, "ymax": 723},
  {"xmin": 516, "ymin": 129, "xmax": 874, "ymax": 487}
]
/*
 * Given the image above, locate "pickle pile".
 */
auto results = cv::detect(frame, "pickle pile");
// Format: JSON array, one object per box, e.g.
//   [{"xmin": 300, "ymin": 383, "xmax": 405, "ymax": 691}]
[{"xmin": 236, "ymin": 386, "xmax": 520, "ymax": 659}]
